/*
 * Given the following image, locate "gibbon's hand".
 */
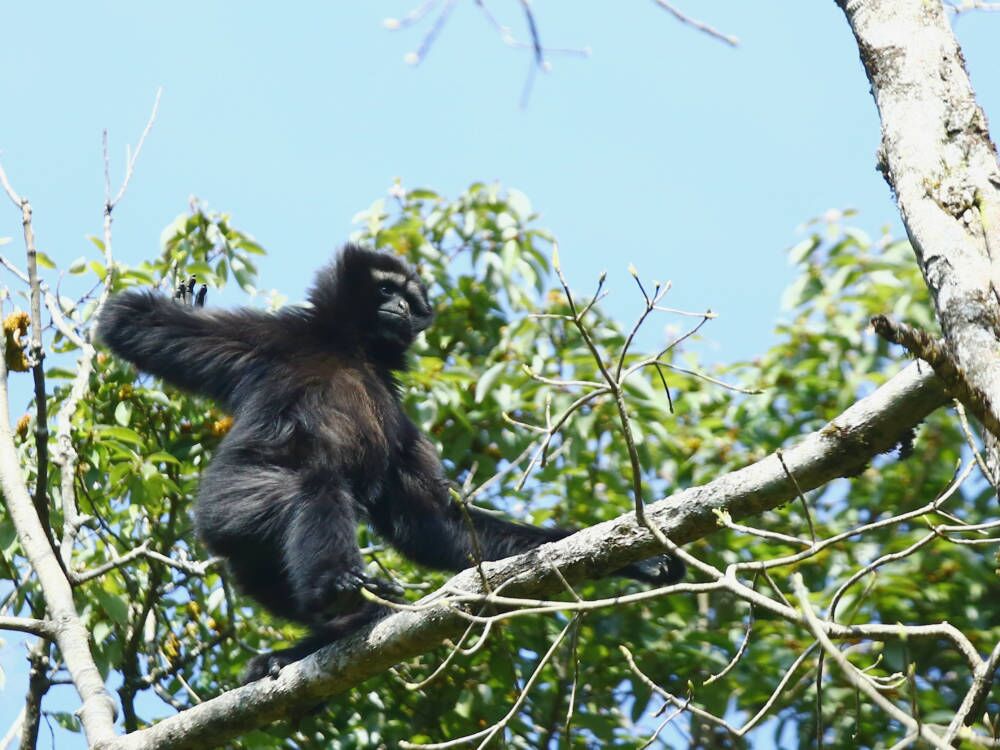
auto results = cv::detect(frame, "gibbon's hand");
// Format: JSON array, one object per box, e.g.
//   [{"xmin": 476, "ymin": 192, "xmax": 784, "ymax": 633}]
[{"xmin": 172, "ymin": 274, "xmax": 208, "ymax": 307}]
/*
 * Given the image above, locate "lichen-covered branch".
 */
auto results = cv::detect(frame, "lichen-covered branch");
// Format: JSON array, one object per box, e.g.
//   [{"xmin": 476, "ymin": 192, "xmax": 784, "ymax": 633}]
[
  {"xmin": 838, "ymin": 0, "xmax": 1000, "ymax": 447},
  {"xmin": 94, "ymin": 361, "xmax": 947, "ymax": 750},
  {"xmin": 0, "ymin": 310, "xmax": 117, "ymax": 745}
]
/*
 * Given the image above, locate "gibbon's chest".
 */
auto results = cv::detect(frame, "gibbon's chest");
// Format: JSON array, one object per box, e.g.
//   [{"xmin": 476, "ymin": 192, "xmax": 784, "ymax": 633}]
[{"xmin": 314, "ymin": 367, "xmax": 404, "ymax": 466}]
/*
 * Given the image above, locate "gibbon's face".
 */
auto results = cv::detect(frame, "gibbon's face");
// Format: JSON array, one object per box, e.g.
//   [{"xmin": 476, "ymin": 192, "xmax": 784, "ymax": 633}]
[{"xmin": 368, "ymin": 264, "xmax": 433, "ymax": 349}]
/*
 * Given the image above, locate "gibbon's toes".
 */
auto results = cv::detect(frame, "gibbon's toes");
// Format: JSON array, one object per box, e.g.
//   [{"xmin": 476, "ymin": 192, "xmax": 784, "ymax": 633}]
[
  {"xmin": 624, "ymin": 553, "xmax": 686, "ymax": 585},
  {"xmin": 360, "ymin": 575, "xmax": 405, "ymax": 601},
  {"xmin": 307, "ymin": 569, "xmax": 368, "ymax": 618},
  {"xmin": 195, "ymin": 284, "xmax": 208, "ymax": 307},
  {"xmin": 242, "ymin": 650, "xmax": 297, "ymax": 684}
]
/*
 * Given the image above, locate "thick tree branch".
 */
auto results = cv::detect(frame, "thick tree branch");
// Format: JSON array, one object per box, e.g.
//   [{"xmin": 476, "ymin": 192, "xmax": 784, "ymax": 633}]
[
  {"xmin": 0, "ymin": 338, "xmax": 117, "ymax": 744},
  {"xmin": 96, "ymin": 361, "xmax": 947, "ymax": 750},
  {"xmin": 0, "ymin": 615, "xmax": 55, "ymax": 637},
  {"xmin": 838, "ymin": 0, "xmax": 1000, "ymax": 447}
]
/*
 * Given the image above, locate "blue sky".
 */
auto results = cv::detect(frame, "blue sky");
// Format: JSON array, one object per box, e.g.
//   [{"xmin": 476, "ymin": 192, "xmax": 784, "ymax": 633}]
[{"xmin": 1, "ymin": 2, "xmax": 999, "ymax": 747}]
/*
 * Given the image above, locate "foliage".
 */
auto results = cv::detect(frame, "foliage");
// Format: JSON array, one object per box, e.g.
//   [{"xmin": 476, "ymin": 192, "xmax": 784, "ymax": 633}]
[{"xmin": 1, "ymin": 186, "xmax": 997, "ymax": 749}]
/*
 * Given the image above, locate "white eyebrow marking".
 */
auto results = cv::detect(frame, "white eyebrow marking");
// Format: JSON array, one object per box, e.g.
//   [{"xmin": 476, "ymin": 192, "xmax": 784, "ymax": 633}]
[{"xmin": 371, "ymin": 269, "xmax": 408, "ymax": 286}]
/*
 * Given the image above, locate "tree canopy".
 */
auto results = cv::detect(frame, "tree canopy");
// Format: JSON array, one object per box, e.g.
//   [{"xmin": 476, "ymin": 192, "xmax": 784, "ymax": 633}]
[{"xmin": 1, "ymin": 1, "xmax": 999, "ymax": 749}]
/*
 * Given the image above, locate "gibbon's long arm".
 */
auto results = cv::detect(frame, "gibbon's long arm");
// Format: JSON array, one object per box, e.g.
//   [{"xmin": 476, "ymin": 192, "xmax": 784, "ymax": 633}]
[
  {"xmin": 370, "ymin": 433, "xmax": 686, "ymax": 585},
  {"xmin": 98, "ymin": 290, "xmax": 277, "ymax": 409}
]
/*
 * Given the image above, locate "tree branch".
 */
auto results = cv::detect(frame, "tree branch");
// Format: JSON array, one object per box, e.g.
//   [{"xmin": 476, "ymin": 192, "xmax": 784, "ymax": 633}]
[
  {"xmin": 838, "ymin": 0, "xmax": 1000, "ymax": 448},
  {"xmin": 0, "ymin": 165, "xmax": 54, "ymax": 552},
  {"xmin": 0, "ymin": 615, "xmax": 55, "ymax": 638},
  {"xmin": 94, "ymin": 360, "xmax": 947, "ymax": 750},
  {"xmin": 0, "ymin": 333, "xmax": 117, "ymax": 744}
]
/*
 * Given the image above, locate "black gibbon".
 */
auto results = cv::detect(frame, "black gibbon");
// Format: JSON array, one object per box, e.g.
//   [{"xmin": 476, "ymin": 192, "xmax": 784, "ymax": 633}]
[{"xmin": 98, "ymin": 245, "xmax": 684, "ymax": 682}]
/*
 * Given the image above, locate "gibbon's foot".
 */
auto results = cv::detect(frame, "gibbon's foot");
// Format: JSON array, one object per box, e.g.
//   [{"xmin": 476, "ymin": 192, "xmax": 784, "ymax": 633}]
[
  {"xmin": 241, "ymin": 603, "xmax": 391, "ymax": 684},
  {"xmin": 618, "ymin": 553, "xmax": 686, "ymax": 586},
  {"xmin": 306, "ymin": 569, "xmax": 401, "ymax": 620},
  {"xmin": 360, "ymin": 576, "xmax": 405, "ymax": 601},
  {"xmin": 242, "ymin": 644, "xmax": 314, "ymax": 683},
  {"xmin": 306, "ymin": 570, "xmax": 366, "ymax": 618}
]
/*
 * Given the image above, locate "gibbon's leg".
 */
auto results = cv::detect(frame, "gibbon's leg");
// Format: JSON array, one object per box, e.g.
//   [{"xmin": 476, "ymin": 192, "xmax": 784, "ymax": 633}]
[
  {"xmin": 282, "ymin": 482, "xmax": 399, "ymax": 624},
  {"xmin": 195, "ymin": 461, "xmax": 308, "ymax": 621},
  {"xmin": 200, "ymin": 461, "xmax": 396, "ymax": 624},
  {"xmin": 240, "ymin": 481, "xmax": 400, "ymax": 684},
  {"xmin": 207, "ymin": 469, "xmax": 398, "ymax": 683},
  {"xmin": 241, "ymin": 603, "xmax": 389, "ymax": 683},
  {"xmin": 394, "ymin": 497, "xmax": 686, "ymax": 584}
]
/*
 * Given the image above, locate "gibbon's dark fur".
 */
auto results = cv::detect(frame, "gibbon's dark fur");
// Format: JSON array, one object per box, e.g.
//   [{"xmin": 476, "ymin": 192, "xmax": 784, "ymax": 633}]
[{"xmin": 99, "ymin": 245, "xmax": 684, "ymax": 682}]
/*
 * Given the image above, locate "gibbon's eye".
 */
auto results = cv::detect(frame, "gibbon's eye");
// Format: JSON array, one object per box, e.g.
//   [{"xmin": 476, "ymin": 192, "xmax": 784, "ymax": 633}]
[{"xmin": 377, "ymin": 283, "xmax": 395, "ymax": 298}]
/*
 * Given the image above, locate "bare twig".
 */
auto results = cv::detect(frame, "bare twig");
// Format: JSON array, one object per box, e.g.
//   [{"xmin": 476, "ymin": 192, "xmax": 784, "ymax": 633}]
[
  {"xmin": 402, "ymin": 0, "xmax": 458, "ymax": 65},
  {"xmin": 793, "ymin": 574, "xmax": 951, "ymax": 750},
  {"xmin": 53, "ymin": 89, "xmax": 162, "ymax": 568},
  {"xmin": 776, "ymin": 450, "xmax": 817, "ymax": 545},
  {"xmin": 953, "ymin": 399, "xmax": 999, "ymax": 491},
  {"xmin": 622, "ymin": 643, "xmax": 818, "ymax": 738},
  {"xmin": 730, "ymin": 461, "xmax": 973, "ymax": 575},
  {"xmin": 400, "ymin": 621, "xmax": 484, "ymax": 691},
  {"xmin": 946, "ymin": 0, "xmax": 1000, "ymax": 12},
  {"xmin": 550, "ymin": 246, "xmax": 649, "ymax": 523},
  {"xmin": 107, "ymin": 88, "xmax": 162, "ymax": 211},
  {"xmin": 943, "ymin": 640, "xmax": 1000, "ymax": 743},
  {"xmin": 649, "ymin": 0, "xmax": 739, "ymax": 46},
  {"xmin": 0, "ymin": 706, "xmax": 26, "ymax": 750},
  {"xmin": 703, "ymin": 603, "xmax": 753, "ymax": 686},
  {"xmin": 399, "ymin": 616, "xmax": 578, "ymax": 749}
]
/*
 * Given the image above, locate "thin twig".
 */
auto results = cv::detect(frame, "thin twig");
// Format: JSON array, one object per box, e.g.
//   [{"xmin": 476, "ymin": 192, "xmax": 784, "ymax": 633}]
[
  {"xmin": 399, "ymin": 616, "xmax": 579, "ymax": 749},
  {"xmin": 793, "ymin": 575, "xmax": 951, "ymax": 750},
  {"xmin": 776, "ymin": 450, "xmax": 817, "ymax": 545},
  {"xmin": 108, "ymin": 87, "xmax": 162, "ymax": 210},
  {"xmin": 649, "ymin": 0, "xmax": 739, "ymax": 46},
  {"xmin": 53, "ymin": 88, "xmax": 162, "ymax": 569}
]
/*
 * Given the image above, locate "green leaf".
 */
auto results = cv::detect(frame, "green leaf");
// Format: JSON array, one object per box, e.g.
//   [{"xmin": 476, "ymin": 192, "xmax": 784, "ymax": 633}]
[
  {"xmin": 93, "ymin": 621, "xmax": 113, "ymax": 645},
  {"xmin": 94, "ymin": 590, "xmax": 129, "ymax": 626},
  {"xmin": 408, "ymin": 188, "xmax": 439, "ymax": 200},
  {"xmin": 95, "ymin": 425, "xmax": 144, "ymax": 446},
  {"xmin": 474, "ymin": 362, "xmax": 505, "ymax": 404},
  {"xmin": 46, "ymin": 367, "xmax": 78, "ymax": 379},
  {"xmin": 35, "ymin": 251, "xmax": 56, "ymax": 269},
  {"xmin": 787, "ymin": 236, "xmax": 818, "ymax": 264},
  {"xmin": 146, "ymin": 451, "xmax": 180, "ymax": 465},
  {"xmin": 507, "ymin": 188, "xmax": 532, "ymax": 218},
  {"xmin": 108, "ymin": 461, "xmax": 135, "ymax": 486},
  {"xmin": 114, "ymin": 402, "xmax": 132, "ymax": 427}
]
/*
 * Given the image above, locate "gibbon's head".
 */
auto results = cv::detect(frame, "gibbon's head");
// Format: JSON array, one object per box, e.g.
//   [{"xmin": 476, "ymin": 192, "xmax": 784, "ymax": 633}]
[{"xmin": 309, "ymin": 244, "xmax": 434, "ymax": 358}]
